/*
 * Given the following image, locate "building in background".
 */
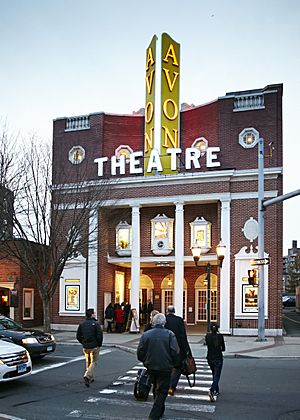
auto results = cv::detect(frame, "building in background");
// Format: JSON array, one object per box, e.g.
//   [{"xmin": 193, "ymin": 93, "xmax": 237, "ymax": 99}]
[
  {"xmin": 0, "ymin": 187, "xmax": 44, "ymax": 326},
  {"xmin": 51, "ymin": 80, "xmax": 283, "ymax": 335},
  {"xmin": 283, "ymin": 240, "xmax": 300, "ymax": 293}
]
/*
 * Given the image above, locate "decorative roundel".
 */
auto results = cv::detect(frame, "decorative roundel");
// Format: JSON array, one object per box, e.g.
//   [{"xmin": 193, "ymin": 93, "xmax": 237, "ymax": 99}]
[
  {"xmin": 239, "ymin": 128, "xmax": 259, "ymax": 149},
  {"xmin": 242, "ymin": 217, "xmax": 258, "ymax": 242},
  {"xmin": 69, "ymin": 145, "xmax": 85, "ymax": 165},
  {"xmin": 157, "ymin": 241, "xmax": 164, "ymax": 248}
]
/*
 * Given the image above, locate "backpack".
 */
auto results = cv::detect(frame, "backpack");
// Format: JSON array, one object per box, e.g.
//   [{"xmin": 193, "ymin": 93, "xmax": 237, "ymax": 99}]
[{"xmin": 133, "ymin": 368, "xmax": 152, "ymax": 401}]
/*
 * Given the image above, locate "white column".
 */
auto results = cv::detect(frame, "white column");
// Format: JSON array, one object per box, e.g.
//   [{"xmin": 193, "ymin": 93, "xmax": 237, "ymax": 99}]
[
  {"xmin": 219, "ymin": 199, "xmax": 231, "ymax": 334},
  {"xmin": 87, "ymin": 209, "xmax": 98, "ymax": 314},
  {"xmin": 174, "ymin": 201, "xmax": 184, "ymax": 317},
  {"xmin": 131, "ymin": 204, "xmax": 140, "ymax": 320}
]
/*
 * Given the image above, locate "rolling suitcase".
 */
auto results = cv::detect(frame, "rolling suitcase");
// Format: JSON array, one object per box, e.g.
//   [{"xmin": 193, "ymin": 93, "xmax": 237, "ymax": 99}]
[{"xmin": 133, "ymin": 368, "xmax": 152, "ymax": 401}]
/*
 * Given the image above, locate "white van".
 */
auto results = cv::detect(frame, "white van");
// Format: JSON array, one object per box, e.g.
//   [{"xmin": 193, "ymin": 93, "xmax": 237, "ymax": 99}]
[{"xmin": 0, "ymin": 339, "xmax": 32, "ymax": 382}]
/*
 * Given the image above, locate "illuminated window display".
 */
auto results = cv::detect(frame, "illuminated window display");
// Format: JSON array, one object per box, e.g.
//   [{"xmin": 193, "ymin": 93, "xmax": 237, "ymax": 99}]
[
  {"xmin": 190, "ymin": 217, "xmax": 211, "ymax": 254},
  {"xmin": 116, "ymin": 221, "xmax": 132, "ymax": 256},
  {"xmin": 151, "ymin": 214, "xmax": 174, "ymax": 255}
]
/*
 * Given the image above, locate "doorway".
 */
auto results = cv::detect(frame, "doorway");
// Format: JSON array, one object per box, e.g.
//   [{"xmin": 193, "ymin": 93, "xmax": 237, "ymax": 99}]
[{"xmin": 0, "ymin": 287, "xmax": 10, "ymax": 317}]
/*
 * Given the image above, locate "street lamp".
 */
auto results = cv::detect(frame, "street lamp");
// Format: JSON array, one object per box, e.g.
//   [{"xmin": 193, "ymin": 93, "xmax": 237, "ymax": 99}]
[{"xmin": 191, "ymin": 240, "xmax": 226, "ymax": 332}]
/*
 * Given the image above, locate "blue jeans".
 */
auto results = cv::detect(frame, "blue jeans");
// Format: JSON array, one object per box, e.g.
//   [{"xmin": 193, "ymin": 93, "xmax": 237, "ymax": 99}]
[{"xmin": 208, "ymin": 359, "xmax": 223, "ymax": 394}]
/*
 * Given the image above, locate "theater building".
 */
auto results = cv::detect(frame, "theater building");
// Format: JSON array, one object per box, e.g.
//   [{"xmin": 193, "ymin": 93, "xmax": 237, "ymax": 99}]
[{"xmin": 51, "ymin": 34, "xmax": 283, "ymax": 335}]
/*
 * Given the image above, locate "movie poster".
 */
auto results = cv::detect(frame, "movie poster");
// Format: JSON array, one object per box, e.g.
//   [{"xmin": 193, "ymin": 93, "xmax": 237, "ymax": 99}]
[
  {"xmin": 243, "ymin": 285, "xmax": 258, "ymax": 313},
  {"xmin": 65, "ymin": 285, "xmax": 80, "ymax": 311}
]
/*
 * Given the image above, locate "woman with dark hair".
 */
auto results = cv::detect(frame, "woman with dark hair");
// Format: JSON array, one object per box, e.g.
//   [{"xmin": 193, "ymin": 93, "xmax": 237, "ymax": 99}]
[
  {"xmin": 104, "ymin": 303, "xmax": 115, "ymax": 333},
  {"xmin": 205, "ymin": 322, "xmax": 225, "ymax": 402}
]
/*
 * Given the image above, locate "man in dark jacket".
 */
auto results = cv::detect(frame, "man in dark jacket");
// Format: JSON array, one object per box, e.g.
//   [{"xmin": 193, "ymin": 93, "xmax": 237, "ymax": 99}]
[
  {"xmin": 165, "ymin": 305, "xmax": 190, "ymax": 396},
  {"xmin": 137, "ymin": 313, "xmax": 180, "ymax": 420},
  {"xmin": 76, "ymin": 308, "xmax": 103, "ymax": 387}
]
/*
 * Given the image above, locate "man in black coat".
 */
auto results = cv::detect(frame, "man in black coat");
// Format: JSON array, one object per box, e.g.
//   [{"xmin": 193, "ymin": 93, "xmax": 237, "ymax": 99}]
[
  {"xmin": 165, "ymin": 305, "xmax": 190, "ymax": 396},
  {"xmin": 137, "ymin": 313, "xmax": 180, "ymax": 420},
  {"xmin": 76, "ymin": 308, "xmax": 103, "ymax": 387}
]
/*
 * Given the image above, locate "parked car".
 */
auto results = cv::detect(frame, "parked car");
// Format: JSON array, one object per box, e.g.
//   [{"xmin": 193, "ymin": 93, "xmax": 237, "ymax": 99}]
[
  {"xmin": 282, "ymin": 295, "xmax": 296, "ymax": 307},
  {"xmin": 0, "ymin": 338, "xmax": 32, "ymax": 382},
  {"xmin": 0, "ymin": 315, "xmax": 56, "ymax": 358}
]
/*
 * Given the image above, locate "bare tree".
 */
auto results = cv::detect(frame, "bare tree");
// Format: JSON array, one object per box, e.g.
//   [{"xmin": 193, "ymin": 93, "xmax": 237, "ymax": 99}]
[
  {"xmin": 287, "ymin": 252, "xmax": 300, "ymax": 293},
  {"xmin": 1, "ymin": 137, "xmax": 114, "ymax": 331},
  {"xmin": 0, "ymin": 122, "xmax": 23, "ymax": 241}
]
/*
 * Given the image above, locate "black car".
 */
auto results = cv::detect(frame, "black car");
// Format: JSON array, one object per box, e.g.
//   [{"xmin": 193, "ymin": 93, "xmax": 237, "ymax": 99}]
[
  {"xmin": 0, "ymin": 315, "xmax": 56, "ymax": 358},
  {"xmin": 282, "ymin": 295, "xmax": 296, "ymax": 307}
]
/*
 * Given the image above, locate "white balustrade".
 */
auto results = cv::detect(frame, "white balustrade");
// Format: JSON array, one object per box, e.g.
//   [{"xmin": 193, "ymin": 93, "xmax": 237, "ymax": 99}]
[
  {"xmin": 65, "ymin": 115, "xmax": 90, "ymax": 131},
  {"xmin": 233, "ymin": 94, "xmax": 264, "ymax": 111}
]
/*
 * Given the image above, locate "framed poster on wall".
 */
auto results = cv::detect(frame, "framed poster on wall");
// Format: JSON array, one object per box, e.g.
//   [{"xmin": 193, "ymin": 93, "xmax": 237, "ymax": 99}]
[
  {"xmin": 242, "ymin": 285, "xmax": 258, "ymax": 313},
  {"xmin": 65, "ymin": 285, "xmax": 80, "ymax": 311}
]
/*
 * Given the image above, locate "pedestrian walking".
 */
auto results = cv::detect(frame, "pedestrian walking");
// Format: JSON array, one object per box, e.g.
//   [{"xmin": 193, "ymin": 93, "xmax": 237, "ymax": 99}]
[
  {"xmin": 123, "ymin": 301, "xmax": 131, "ymax": 331},
  {"xmin": 165, "ymin": 305, "xmax": 190, "ymax": 396},
  {"xmin": 137, "ymin": 313, "xmax": 180, "ymax": 420},
  {"xmin": 147, "ymin": 299, "xmax": 154, "ymax": 323},
  {"xmin": 143, "ymin": 309, "xmax": 159, "ymax": 332},
  {"xmin": 105, "ymin": 302, "xmax": 115, "ymax": 333},
  {"xmin": 115, "ymin": 303, "xmax": 124, "ymax": 332},
  {"xmin": 205, "ymin": 322, "xmax": 225, "ymax": 402},
  {"xmin": 76, "ymin": 308, "xmax": 103, "ymax": 387}
]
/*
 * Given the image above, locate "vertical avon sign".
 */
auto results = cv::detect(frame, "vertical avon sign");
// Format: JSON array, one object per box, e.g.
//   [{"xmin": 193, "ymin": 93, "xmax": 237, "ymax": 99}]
[
  {"xmin": 160, "ymin": 33, "xmax": 180, "ymax": 175},
  {"xmin": 144, "ymin": 35, "xmax": 157, "ymax": 175},
  {"xmin": 144, "ymin": 33, "xmax": 180, "ymax": 176}
]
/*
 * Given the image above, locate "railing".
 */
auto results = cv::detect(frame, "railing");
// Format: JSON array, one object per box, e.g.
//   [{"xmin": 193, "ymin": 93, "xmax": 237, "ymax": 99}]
[
  {"xmin": 233, "ymin": 94, "xmax": 265, "ymax": 112},
  {"xmin": 65, "ymin": 115, "xmax": 90, "ymax": 131}
]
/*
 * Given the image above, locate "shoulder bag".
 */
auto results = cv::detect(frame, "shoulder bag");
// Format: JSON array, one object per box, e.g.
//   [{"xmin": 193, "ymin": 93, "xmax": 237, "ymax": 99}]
[{"xmin": 181, "ymin": 352, "xmax": 197, "ymax": 387}]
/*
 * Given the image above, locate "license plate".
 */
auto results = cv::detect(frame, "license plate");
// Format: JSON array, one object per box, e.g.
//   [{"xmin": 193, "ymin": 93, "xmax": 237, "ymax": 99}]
[
  {"xmin": 46, "ymin": 346, "xmax": 53, "ymax": 351},
  {"xmin": 17, "ymin": 364, "xmax": 27, "ymax": 373}
]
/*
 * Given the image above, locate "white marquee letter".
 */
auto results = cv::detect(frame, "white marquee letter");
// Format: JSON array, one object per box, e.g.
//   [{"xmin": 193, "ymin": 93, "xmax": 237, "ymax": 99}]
[
  {"xmin": 185, "ymin": 147, "xmax": 201, "ymax": 170},
  {"xmin": 111, "ymin": 155, "xmax": 126, "ymax": 175},
  {"xmin": 94, "ymin": 157, "xmax": 108, "ymax": 177},
  {"xmin": 207, "ymin": 147, "xmax": 221, "ymax": 167},
  {"xmin": 167, "ymin": 148, "xmax": 181, "ymax": 170},
  {"xmin": 130, "ymin": 151, "xmax": 143, "ymax": 174},
  {"xmin": 147, "ymin": 149, "xmax": 163, "ymax": 173}
]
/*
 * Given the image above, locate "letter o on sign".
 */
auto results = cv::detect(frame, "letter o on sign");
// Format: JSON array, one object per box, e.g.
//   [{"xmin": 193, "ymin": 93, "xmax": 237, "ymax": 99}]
[
  {"xmin": 163, "ymin": 99, "xmax": 178, "ymax": 121},
  {"xmin": 145, "ymin": 101, "xmax": 154, "ymax": 124}
]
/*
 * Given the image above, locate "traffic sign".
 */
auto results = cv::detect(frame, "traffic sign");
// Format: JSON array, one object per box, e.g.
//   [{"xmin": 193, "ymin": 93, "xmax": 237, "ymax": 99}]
[{"xmin": 250, "ymin": 258, "xmax": 270, "ymax": 266}]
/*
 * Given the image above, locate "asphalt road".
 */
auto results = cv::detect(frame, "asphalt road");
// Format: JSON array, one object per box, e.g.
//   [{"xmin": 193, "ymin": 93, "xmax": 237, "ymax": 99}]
[
  {"xmin": 1, "ymin": 343, "xmax": 300, "ymax": 420},
  {"xmin": 282, "ymin": 307, "xmax": 300, "ymax": 336}
]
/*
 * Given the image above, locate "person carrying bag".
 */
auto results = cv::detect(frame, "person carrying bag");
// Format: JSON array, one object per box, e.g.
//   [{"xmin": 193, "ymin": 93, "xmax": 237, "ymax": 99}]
[{"xmin": 181, "ymin": 351, "xmax": 197, "ymax": 387}]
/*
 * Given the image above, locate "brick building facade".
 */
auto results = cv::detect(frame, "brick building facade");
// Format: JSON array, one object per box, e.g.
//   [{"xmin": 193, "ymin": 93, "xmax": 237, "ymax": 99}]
[
  {"xmin": 0, "ymin": 250, "xmax": 43, "ymax": 327},
  {"xmin": 51, "ymin": 83, "xmax": 283, "ymax": 336}
]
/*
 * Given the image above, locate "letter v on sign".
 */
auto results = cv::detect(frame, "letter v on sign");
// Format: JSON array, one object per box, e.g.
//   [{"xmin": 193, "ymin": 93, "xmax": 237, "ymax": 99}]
[
  {"xmin": 162, "ymin": 68, "xmax": 179, "ymax": 92},
  {"xmin": 146, "ymin": 70, "xmax": 155, "ymax": 94}
]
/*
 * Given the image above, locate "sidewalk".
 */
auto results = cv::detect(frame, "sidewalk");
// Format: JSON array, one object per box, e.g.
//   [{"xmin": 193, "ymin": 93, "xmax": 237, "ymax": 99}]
[{"xmin": 53, "ymin": 329, "xmax": 300, "ymax": 359}]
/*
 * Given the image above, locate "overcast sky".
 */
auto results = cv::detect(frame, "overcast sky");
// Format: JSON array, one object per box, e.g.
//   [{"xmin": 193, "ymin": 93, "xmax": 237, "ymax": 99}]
[{"xmin": 1, "ymin": 0, "xmax": 299, "ymax": 254}]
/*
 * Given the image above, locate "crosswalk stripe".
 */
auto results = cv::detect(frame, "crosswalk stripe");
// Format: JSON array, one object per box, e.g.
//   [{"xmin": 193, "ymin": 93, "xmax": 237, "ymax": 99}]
[
  {"xmin": 81, "ymin": 395, "xmax": 216, "ymax": 414},
  {"xmin": 98, "ymin": 388, "xmax": 211, "ymax": 402}
]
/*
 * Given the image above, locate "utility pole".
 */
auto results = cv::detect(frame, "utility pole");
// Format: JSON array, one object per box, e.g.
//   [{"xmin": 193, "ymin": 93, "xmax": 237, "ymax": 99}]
[
  {"xmin": 257, "ymin": 134, "xmax": 300, "ymax": 341},
  {"xmin": 257, "ymin": 137, "xmax": 266, "ymax": 341}
]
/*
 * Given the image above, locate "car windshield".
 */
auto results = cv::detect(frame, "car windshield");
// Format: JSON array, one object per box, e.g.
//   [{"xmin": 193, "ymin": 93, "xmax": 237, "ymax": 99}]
[{"xmin": 0, "ymin": 318, "xmax": 22, "ymax": 330}]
